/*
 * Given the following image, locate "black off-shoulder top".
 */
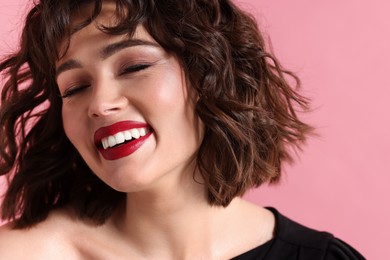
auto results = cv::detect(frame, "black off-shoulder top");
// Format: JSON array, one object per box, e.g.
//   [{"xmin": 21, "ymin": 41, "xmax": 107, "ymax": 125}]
[{"xmin": 232, "ymin": 208, "xmax": 365, "ymax": 260}]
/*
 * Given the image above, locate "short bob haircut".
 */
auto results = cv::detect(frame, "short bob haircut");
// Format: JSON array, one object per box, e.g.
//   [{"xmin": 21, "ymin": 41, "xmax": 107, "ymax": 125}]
[{"xmin": 0, "ymin": 0, "xmax": 312, "ymax": 228}]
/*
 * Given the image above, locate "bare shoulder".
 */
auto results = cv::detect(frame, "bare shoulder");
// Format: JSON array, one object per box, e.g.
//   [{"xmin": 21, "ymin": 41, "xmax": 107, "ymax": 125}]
[
  {"xmin": 217, "ymin": 198, "xmax": 276, "ymax": 259},
  {"xmin": 0, "ymin": 209, "xmax": 81, "ymax": 259},
  {"xmin": 231, "ymin": 198, "xmax": 276, "ymax": 238}
]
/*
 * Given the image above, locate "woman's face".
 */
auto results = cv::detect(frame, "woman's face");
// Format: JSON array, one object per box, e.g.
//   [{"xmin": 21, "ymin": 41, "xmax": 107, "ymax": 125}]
[{"xmin": 56, "ymin": 5, "xmax": 204, "ymax": 192}]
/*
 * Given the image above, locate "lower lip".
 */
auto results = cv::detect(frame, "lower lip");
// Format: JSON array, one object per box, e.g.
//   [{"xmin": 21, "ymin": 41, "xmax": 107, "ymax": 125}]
[{"xmin": 98, "ymin": 131, "xmax": 153, "ymax": 160}]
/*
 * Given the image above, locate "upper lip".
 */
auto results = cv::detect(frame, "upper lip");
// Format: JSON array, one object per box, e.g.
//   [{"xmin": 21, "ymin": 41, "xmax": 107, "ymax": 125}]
[{"xmin": 94, "ymin": 121, "xmax": 150, "ymax": 146}]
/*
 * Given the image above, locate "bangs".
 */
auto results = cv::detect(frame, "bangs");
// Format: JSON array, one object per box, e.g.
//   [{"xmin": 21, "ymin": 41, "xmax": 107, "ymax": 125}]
[{"xmin": 55, "ymin": 0, "xmax": 152, "ymax": 60}]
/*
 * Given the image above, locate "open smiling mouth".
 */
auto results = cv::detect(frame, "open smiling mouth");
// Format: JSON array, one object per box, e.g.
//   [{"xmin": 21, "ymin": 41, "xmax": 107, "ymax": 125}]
[
  {"xmin": 94, "ymin": 122, "xmax": 153, "ymax": 160},
  {"xmin": 99, "ymin": 127, "xmax": 150, "ymax": 150}
]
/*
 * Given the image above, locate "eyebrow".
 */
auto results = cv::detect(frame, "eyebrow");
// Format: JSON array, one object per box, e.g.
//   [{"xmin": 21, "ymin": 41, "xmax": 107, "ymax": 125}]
[
  {"xmin": 56, "ymin": 39, "xmax": 160, "ymax": 78},
  {"xmin": 56, "ymin": 60, "xmax": 83, "ymax": 78},
  {"xmin": 100, "ymin": 39, "xmax": 159, "ymax": 60}
]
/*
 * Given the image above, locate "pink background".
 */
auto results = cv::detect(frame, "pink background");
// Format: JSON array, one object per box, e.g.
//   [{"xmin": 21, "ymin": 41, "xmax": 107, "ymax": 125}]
[{"xmin": 1, "ymin": 0, "xmax": 389, "ymax": 259}]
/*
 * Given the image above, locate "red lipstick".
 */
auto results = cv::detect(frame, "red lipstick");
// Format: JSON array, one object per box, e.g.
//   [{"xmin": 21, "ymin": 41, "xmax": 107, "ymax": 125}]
[{"xmin": 94, "ymin": 121, "xmax": 152, "ymax": 160}]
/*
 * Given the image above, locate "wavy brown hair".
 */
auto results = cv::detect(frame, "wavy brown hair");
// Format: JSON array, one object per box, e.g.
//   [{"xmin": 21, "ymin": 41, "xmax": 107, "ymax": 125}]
[{"xmin": 0, "ymin": 0, "xmax": 312, "ymax": 228}]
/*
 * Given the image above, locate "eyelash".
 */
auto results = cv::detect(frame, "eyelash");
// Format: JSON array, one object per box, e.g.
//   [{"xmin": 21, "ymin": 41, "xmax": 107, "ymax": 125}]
[
  {"xmin": 119, "ymin": 63, "xmax": 151, "ymax": 75},
  {"xmin": 61, "ymin": 84, "xmax": 90, "ymax": 98},
  {"xmin": 61, "ymin": 63, "xmax": 152, "ymax": 98}
]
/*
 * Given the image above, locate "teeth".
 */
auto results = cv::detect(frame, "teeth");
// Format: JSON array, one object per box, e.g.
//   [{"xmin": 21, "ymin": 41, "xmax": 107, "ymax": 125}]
[
  {"xmin": 131, "ymin": 129, "xmax": 140, "ymax": 139},
  {"xmin": 100, "ymin": 128, "xmax": 149, "ymax": 150},
  {"xmin": 124, "ymin": 131, "xmax": 132, "ymax": 140},
  {"xmin": 114, "ymin": 132, "xmax": 125, "ymax": 146},
  {"xmin": 108, "ymin": 136, "xmax": 116, "ymax": 147},
  {"xmin": 102, "ymin": 138, "xmax": 109, "ymax": 149}
]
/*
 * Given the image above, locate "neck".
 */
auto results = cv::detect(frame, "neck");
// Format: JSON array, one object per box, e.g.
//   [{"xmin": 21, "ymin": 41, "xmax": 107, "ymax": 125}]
[{"xmin": 111, "ymin": 169, "xmax": 229, "ymax": 259}]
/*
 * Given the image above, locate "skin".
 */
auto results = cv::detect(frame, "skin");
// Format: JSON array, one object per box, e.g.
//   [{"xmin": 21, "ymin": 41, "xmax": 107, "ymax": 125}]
[{"xmin": 0, "ymin": 2, "xmax": 275, "ymax": 259}]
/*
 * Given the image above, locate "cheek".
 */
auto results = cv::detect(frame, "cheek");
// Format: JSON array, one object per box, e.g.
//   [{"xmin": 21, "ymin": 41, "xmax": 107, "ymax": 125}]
[
  {"xmin": 61, "ymin": 106, "xmax": 82, "ymax": 145},
  {"xmin": 61, "ymin": 112, "xmax": 74, "ymax": 146},
  {"xmin": 150, "ymin": 70, "xmax": 188, "ymax": 110},
  {"xmin": 159, "ymin": 76, "xmax": 202, "ymax": 144},
  {"xmin": 133, "ymin": 72, "xmax": 191, "ymax": 137}
]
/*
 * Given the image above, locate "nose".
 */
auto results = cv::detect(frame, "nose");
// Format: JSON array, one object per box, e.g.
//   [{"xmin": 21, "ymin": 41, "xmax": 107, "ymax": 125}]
[{"xmin": 87, "ymin": 80, "xmax": 128, "ymax": 118}]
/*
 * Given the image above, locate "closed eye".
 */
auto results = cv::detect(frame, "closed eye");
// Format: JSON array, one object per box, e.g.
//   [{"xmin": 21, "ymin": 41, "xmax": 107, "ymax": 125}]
[
  {"xmin": 119, "ymin": 63, "xmax": 151, "ymax": 76},
  {"xmin": 61, "ymin": 84, "xmax": 90, "ymax": 98}
]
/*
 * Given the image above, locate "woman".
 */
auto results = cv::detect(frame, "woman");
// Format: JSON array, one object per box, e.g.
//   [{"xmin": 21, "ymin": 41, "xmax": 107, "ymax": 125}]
[{"xmin": 0, "ymin": 0, "xmax": 364, "ymax": 259}]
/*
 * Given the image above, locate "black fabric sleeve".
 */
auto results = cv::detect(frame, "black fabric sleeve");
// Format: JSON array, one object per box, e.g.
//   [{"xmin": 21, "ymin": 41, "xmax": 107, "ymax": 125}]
[
  {"xmin": 230, "ymin": 208, "xmax": 366, "ymax": 260},
  {"xmin": 324, "ymin": 238, "xmax": 365, "ymax": 260}
]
